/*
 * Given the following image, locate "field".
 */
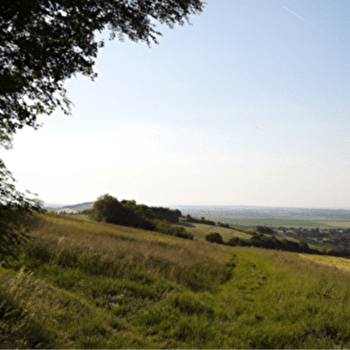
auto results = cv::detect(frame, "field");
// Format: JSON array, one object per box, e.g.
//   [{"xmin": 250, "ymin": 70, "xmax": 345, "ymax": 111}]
[
  {"xmin": 298, "ymin": 253, "xmax": 350, "ymax": 274},
  {"xmin": 2, "ymin": 212, "xmax": 350, "ymax": 348},
  {"xmin": 173, "ymin": 218, "xmax": 326, "ymax": 251},
  {"xmin": 190, "ymin": 214, "xmax": 350, "ymax": 229}
]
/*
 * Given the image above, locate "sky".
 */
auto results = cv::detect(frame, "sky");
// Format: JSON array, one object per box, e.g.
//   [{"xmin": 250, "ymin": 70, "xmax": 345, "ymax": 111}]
[{"xmin": 2, "ymin": 0, "xmax": 350, "ymax": 208}]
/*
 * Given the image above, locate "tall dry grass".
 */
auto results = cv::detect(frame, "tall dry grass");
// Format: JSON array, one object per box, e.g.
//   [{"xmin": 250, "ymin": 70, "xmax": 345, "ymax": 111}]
[{"xmin": 22, "ymin": 212, "xmax": 233, "ymax": 291}]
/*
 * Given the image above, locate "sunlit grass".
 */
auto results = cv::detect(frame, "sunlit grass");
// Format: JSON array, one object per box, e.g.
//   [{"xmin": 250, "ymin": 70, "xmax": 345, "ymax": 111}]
[
  {"xmin": 298, "ymin": 252, "xmax": 350, "ymax": 273},
  {"xmin": 2, "ymin": 211, "xmax": 350, "ymax": 348}
]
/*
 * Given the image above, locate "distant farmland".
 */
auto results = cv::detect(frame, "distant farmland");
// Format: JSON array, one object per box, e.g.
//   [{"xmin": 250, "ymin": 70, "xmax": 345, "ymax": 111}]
[{"xmin": 186, "ymin": 214, "xmax": 350, "ymax": 229}]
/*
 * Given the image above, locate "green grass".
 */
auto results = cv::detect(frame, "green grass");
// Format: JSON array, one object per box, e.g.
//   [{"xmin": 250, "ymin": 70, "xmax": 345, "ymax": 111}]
[{"xmin": 2, "ymin": 211, "xmax": 350, "ymax": 348}]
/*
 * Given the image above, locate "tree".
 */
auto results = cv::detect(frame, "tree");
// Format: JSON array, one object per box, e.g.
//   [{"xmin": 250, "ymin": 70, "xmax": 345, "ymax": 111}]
[
  {"xmin": 89, "ymin": 194, "xmax": 155, "ymax": 230},
  {"xmin": 0, "ymin": 0, "xmax": 206, "ymax": 138},
  {"xmin": 150, "ymin": 207, "xmax": 182, "ymax": 223},
  {"xmin": 89, "ymin": 194, "xmax": 122, "ymax": 222},
  {"xmin": 0, "ymin": 0, "xmax": 206, "ymax": 254}
]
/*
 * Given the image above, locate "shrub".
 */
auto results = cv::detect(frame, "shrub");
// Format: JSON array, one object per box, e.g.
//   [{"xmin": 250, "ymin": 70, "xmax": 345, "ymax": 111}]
[
  {"xmin": 256, "ymin": 226, "xmax": 275, "ymax": 234},
  {"xmin": 217, "ymin": 222, "xmax": 230, "ymax": 228},
  {"xmin": 226, "ymin": 237, "xmax": 246, "ymax": 246},
  {"xmin": 205, "ymin": 233, "xmax": 224, "ymax": 244},
  {"xmin": 171, "ymin": 228, "xmax": 193, "ymax": 240},
  {"xmin": 154, "ymin": 220, "xmax": 193, "ymax": 240},
  {"xmin": 89, "ymin": 194, "xmax": 192, "ymax": 239},
  {"xmin": 150, "ymin": 207, "xmax": 182, "ymax": 223},
  {"xmin": 185, "ymin": 215, "xmax": 215, "ymax": 226},
  {"xmin": 89, "ymin": 194, "xmax": 155, "ymax": 230}
]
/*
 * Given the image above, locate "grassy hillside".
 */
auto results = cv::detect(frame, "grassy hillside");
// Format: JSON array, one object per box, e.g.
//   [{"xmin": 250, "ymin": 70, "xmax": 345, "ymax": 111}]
[
  {"xmin": 2, "ymin": 212, "xmax": 350, "ymax": 348},
  {"xmin": 174, "ymin": 219, "xmax": 253, "ymax": 242}
]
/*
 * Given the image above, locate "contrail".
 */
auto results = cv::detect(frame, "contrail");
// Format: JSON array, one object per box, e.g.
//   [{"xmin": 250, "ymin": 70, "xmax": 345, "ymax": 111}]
[{"xmin": 282, "ymin": 6, "xmax": 322, "ymax": 31}]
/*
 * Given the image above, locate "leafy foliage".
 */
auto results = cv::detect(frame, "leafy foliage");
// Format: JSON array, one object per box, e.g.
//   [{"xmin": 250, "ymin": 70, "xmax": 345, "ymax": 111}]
[
  {"xmin": 205, "ymin": 232, "xmax": 224, "ymax": 244},
  {"xmin": 0, "ymin": 0, "xmax": 206, "ymax": 136},
  {"xmin": 256, "ymin": 226, "xmax": 276, "ymax": 234},
  {"xmin": 150, "ymin": 207, "xmax": 182, "ymax": 223},
  {"xmin": 186, "ymin": 215, "xmax": 216, "ymax": 226},
  {"xmin": 89, "ymin": 194, "xmax": 193, "ymax": 239},
  {"xmin": 155, "ymin": 220, "xmax": 193, "ymax": 240},
  {"xmin": 0, "ymin": 206, "xmax": 36, "ymax": 264},
  {"xmin": 0, "ymin": 155, "xmax": 42, "ymax": 262},
  {"xmin": 89, "ymin": 194, "xmax": 155, "ymax": 230}
]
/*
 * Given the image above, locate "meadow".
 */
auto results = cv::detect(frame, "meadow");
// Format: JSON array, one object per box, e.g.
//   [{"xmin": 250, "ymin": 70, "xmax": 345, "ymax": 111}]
[{"xmin": 2, "ymin": 211, "xmax": 350, "ymax": 348}]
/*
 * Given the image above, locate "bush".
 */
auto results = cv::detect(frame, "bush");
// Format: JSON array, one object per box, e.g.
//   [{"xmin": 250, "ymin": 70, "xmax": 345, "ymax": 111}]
[
  {"xmin": 172, "ymin": 229, "xmax": 194, "ymax": 240},
  {"xmin": 185, "ymin": 215, "xmax": 215, "ymax": 226},
  {"xmin": 205, "ymin": 233, "xmax": 224, "ymax": 244},
  {"xmin": 150, "ymin": 207, "xmax": 182, "ymax": 223},
  {"xmin": 218, "ymin": 223, "xmax": 230, "ymax": 228},
  {"xmin": 153, "ymin": 220, "xmax": 193, "ymax": 240},
  {"xmin": 89, "ymin": 194, "xmax": 192, "ymax": 240},
  {"xmin": 226, "ymin": 237, "xmax": 247, "ymax": 247},
  {"xmin": 89, "ymin": 194, "xmax": 155, "ymax": 230},
  {"xmin": 256, "ymin": 226, "xmax": 276, "ymax": 234}
]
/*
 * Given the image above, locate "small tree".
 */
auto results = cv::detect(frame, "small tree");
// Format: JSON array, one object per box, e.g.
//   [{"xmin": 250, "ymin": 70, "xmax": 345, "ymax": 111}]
[{"xmin": 89, "ymin": 194, "xmax": 121, "ymax": 223}]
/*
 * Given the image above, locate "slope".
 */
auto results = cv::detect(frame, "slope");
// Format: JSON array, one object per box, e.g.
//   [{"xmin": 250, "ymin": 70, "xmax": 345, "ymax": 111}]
[{"xmin": 1, "ymin": 212, "xmax": 350, "ymax": 348}]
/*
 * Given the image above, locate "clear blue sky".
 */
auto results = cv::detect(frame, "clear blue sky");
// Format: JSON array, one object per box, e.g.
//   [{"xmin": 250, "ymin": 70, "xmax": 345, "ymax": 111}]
[{"xmin": 2, "ymin": 0, "xmax": 350, "ymax": 208}]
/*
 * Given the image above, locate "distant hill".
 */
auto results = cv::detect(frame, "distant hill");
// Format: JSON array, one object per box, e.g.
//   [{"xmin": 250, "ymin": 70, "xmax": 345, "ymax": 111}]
[
  {"xmin": 169, "ymin": 205, "xmax": 350, "ymax": 218},
  {"xmin": 44, "ymin": 202, "xmax": 94, "ymax": 213},
  {"xmin": 43, "ymin": 203, "xmax": 67, "ymax": 209},
  {"xmin": 61, "ymin": 202, "xmax": 94, "ymax": 212}
]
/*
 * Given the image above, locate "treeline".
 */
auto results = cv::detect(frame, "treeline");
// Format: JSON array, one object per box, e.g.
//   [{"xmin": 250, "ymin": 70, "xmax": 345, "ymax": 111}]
[
  {"xmin": 150, "ymin": 207, "xmax": 182, "ymax": 223},
  {"xmin": 205, "ymin": 232, "xmax": 350, "ymax": 258},
  {"xmin": 185, "ymin": 215, "xmax": 216, "ymax": 226},
  {"xmin": 82, "ymin": 194, "xmax": 193, "ymax": 240},
  {"xmin": 185, "ymin": 215, "xmax": 232, "ymax": 228}
]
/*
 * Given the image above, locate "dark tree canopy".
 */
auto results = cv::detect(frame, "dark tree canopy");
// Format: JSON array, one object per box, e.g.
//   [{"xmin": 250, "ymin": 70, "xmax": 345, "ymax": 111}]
[
  {"xmin": 150, "ymin": 207, "xmax": 182, "ymax": 223},
  {"xmin": 0, "ymin": 0, "xmax": 206, "ymax": 137}
]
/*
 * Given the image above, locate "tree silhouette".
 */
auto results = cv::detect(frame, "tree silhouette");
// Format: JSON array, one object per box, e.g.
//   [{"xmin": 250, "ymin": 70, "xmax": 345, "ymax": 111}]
[{"xmin": 1, "ymin": 0, "xmax": 206, "ymax": 137}]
